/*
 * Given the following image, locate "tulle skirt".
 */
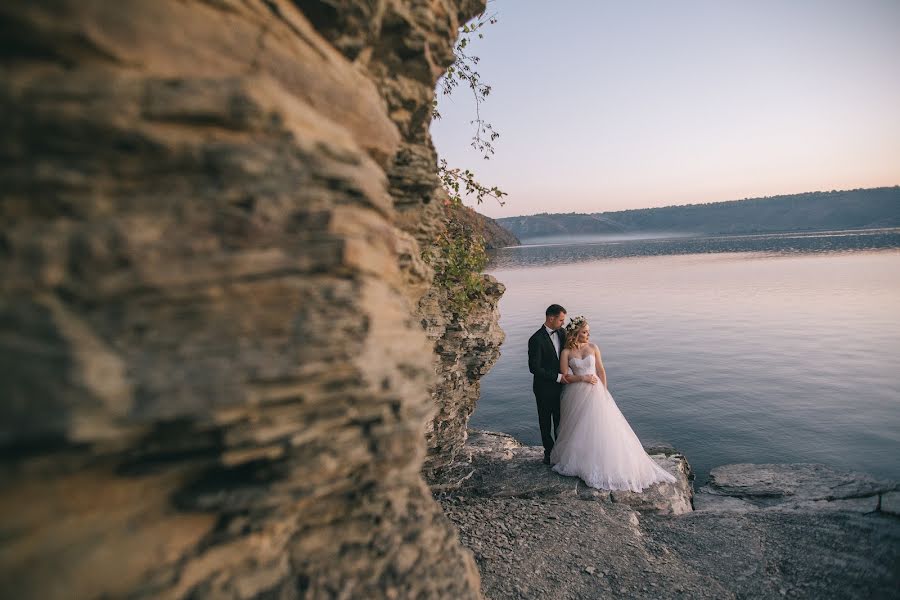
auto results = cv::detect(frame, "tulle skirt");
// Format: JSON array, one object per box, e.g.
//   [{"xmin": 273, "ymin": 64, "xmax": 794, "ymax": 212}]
[{"xmin": 550, "ymin": 381, "xmax": 677, "ymax": 492}]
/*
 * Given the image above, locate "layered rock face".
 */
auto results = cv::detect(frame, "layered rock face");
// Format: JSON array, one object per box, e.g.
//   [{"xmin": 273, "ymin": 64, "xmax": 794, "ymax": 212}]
[
  {"xmin": 420, "ymin": 276, "xmax": 505, "ymax": 477},
  {"xmin": 0, "ymin": 1, "xmax": 491, "ymax": 598}
]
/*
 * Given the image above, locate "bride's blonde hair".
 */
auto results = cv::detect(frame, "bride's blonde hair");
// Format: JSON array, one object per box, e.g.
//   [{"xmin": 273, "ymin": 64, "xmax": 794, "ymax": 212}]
[{"xmin": 564, "ymin": 316, "xmax": 588, "ymax": 350}]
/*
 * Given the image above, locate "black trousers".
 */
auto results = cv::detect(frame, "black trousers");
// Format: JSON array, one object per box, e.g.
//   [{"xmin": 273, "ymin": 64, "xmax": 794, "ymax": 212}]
[{"xmin": 534, "ymin": 385, "xmax": 562, "ymax": 455}]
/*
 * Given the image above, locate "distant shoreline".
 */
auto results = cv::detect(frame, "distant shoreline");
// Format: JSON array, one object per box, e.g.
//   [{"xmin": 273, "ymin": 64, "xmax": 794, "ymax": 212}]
[
  {"xmin": 494, "ymin": 186, "xmax": 900, "ymax": 241},
  {"xmin": 484, "ymin": 227, "xmax": 900, "ymax": 271},
  {"xmin": 508, "ymin": 225, "xmax": 900, "ymax": 247},
  {"xmin": 500, "ymin": 185, "xmax": 900, "ymax": 220}
]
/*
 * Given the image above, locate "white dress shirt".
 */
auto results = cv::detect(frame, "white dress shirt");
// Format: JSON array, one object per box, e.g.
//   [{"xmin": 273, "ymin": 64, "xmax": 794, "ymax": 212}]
[{"xmin": 545, "ymin": 325, "xmax": 563, "ymax": 383}]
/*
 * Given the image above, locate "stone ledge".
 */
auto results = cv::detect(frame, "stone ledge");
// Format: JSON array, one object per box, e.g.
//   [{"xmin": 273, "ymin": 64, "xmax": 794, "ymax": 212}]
[
  {"xmin": 433, "ymin": 430, "xmax": 900, "ymax": 519},
  {"xmin": 432, "ymin": 430, "xmax": 694, "ymax": 515},
  {"xmin": 434, "ymin": 431, "xmax": 900, "ymax": 599},
  {"xmin": 695, "ymin": 462, "xmax": 899, "ymax": 515}
]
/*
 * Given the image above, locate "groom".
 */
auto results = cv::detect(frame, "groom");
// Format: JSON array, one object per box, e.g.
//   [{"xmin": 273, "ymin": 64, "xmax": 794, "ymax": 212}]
[{"xmin": 528, "ymin": 304, "xmax": 571, "ymax": 464}]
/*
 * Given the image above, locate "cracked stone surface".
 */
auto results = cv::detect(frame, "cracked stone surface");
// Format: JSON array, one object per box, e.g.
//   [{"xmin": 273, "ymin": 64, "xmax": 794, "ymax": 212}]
[
  {"xmin": 444, "ymin": 430, "xmax": 694, "ymax": 516},
  {"xmin": 695, "ymin": 463, "xmax": 898, "ymax": 514},
  {"xmin": 435, "ymin": 431, "xmax": 900, "ymax": 599}
]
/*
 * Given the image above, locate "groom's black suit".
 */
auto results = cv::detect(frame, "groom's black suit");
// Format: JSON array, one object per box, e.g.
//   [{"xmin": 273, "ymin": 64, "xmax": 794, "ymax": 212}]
[{"xmin": 528, "ymin": 325, "xmax": 566, "ymax": 457}]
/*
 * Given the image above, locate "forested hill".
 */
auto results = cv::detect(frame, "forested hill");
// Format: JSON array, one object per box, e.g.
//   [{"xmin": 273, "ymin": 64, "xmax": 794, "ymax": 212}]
[{"xmin": 496, "ymin": 187, "xmax": 900, "ymax": 239}]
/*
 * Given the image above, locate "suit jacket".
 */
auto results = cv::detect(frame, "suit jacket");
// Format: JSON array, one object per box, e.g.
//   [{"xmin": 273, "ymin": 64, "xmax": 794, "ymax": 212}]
[{"xmin": 528, "ymin": 325, "xmax": 567, "ymax": 394}]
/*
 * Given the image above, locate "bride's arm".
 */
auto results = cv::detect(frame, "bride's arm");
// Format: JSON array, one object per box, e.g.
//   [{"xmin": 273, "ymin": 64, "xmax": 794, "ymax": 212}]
[
  {"xmin": 559, "ymin": 348, "xmax": 570, "ymax": 382},
  {"xmin": 593, "ymin": 344, "xmax": 607, "ymax": 388}
]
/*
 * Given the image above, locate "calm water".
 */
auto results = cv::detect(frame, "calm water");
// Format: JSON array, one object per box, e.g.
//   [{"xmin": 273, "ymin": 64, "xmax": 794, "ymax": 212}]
[{"xmin": 473, "ymin": 228, "xmax": 900, "ymax": 485}]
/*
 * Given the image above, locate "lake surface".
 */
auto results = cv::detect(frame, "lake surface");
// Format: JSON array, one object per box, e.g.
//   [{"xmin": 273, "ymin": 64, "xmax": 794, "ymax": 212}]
[{"xmin": 473, "ymin": 228, "xmax": 900, "ymax": 485}]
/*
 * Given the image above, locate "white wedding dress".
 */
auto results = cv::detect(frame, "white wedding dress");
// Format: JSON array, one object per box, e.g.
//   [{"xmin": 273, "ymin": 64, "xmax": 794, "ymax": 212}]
[{"xmin": 550, "ymin": 354, "xmax": 677, "ymax": 492}]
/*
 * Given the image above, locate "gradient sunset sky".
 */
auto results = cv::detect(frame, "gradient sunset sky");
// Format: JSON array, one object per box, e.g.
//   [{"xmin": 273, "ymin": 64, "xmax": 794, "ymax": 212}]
[{"xmin": 430, "ymin": 0, "xmax": 900, "ymax": 219}]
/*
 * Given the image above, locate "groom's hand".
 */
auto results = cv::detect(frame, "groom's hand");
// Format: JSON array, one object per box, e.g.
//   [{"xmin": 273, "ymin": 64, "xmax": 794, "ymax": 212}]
[{"xmin": 560, "ymin": 373, "xmax": 571, "ymax": 384}]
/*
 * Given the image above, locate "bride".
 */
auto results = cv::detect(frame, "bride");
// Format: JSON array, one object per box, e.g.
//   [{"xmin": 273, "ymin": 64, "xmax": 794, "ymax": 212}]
[{"xmin": 550, "ymin": 316, "xmax": 677, "ymax": 492}]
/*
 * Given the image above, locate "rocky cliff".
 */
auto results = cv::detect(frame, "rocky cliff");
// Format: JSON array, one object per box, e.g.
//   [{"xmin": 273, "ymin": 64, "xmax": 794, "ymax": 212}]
[
  {"xmin": 478, "ymin": 213, "xmax": 521, "ymax": 249},
  {"xmin": 0, "ymin": 1, "xmax": 497, "ymax": 598},
  {"xmin": 448, "ymin": 203, "xmax": 520, "ymax": 249},
  {"xmin": 420, "ymin": 273, "xmax": 505, "ymax": 478}
]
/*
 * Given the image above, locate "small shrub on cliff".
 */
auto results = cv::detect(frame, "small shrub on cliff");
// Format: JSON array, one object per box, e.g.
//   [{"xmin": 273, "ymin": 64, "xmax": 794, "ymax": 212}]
[
  {"xmin": 425, "ymin": 10, "xmax": 506, "ymax": 314},
  {"xmin": 423, "ymin": 203, "xmax": 489, "ymax": 315}
]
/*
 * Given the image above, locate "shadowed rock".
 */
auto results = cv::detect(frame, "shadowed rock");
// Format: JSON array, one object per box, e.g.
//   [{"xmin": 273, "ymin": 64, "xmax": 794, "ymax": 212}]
[{"xmin": 0, "ymin": 1, "xmax": 491, "ymax": 598}]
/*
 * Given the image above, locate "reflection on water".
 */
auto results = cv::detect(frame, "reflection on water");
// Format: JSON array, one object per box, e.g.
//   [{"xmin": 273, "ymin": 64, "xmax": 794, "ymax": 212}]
[
  {"xmin": 490, "ymin": 228, "xmax": 900, "ymax": 270},
  {"xmin": 475, "ymin": 229, "xmax": 900, "ymax": 485}
]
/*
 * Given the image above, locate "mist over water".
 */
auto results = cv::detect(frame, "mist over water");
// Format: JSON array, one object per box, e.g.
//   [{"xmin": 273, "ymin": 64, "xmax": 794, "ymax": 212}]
[{"xmin": 474, "ymin": 228, "xmax": 900, "ymax": 485}]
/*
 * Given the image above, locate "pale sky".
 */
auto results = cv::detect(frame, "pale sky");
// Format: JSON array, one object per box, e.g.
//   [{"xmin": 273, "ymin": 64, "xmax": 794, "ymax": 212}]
[{"xmin": 430, "ymin": 0, "xmax": 900, "ymax": 219}]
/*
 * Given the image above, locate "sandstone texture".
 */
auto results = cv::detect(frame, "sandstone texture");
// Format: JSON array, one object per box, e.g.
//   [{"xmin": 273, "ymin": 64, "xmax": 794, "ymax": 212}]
[
  {"xmin": 0, "ymin": 1, "xmax": 494, "ymax": 598},
  {"xmin": 437, "ymin": 431, "xmax": 900, "ymax": 599}
]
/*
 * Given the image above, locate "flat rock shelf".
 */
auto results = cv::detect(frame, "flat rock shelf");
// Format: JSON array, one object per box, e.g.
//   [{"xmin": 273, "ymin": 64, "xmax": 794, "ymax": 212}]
[{"xmin": 432, "ymin": 430, "xmax": 900, "ymax": 599}]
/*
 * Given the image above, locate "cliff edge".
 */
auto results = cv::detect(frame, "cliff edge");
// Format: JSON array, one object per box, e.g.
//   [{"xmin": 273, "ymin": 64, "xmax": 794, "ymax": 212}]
[{"xmin": 434, "ymin": 430, "xmax": 900, "ymax": 598}]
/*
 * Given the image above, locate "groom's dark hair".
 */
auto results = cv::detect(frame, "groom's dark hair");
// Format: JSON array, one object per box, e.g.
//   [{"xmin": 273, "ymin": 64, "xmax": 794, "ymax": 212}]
[{"xmin": 546, "ymin": 304, "xmax": 566, "ymax": 317}]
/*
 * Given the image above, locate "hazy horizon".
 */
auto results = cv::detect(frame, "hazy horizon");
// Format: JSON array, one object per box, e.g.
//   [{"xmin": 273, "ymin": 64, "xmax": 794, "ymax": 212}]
[
  {"xmin": 431, "ymin": 0, "xmax": 900, "ymax": 219},
  {"xmin": 495, "ymin": 185, "xmax": 900, "ymax": 219}
]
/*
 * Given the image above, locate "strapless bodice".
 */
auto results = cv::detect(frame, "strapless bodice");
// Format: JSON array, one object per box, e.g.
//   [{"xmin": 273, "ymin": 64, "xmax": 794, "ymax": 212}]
[{"xmin": 568, "ymin": 354, "xmax": 596, "ymax": 376}]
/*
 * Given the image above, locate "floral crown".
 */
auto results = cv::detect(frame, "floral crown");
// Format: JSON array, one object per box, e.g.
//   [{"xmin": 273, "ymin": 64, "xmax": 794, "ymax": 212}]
[{"xmin": 564, "ymin": 315, "xmax": 587, "ymax": 335}]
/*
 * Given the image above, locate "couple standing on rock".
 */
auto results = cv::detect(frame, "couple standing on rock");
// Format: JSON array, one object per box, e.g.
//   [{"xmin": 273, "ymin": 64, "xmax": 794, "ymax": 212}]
[{"xmin": 528, "ymin": 304, "xmax": 676, "ymax": 492}]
